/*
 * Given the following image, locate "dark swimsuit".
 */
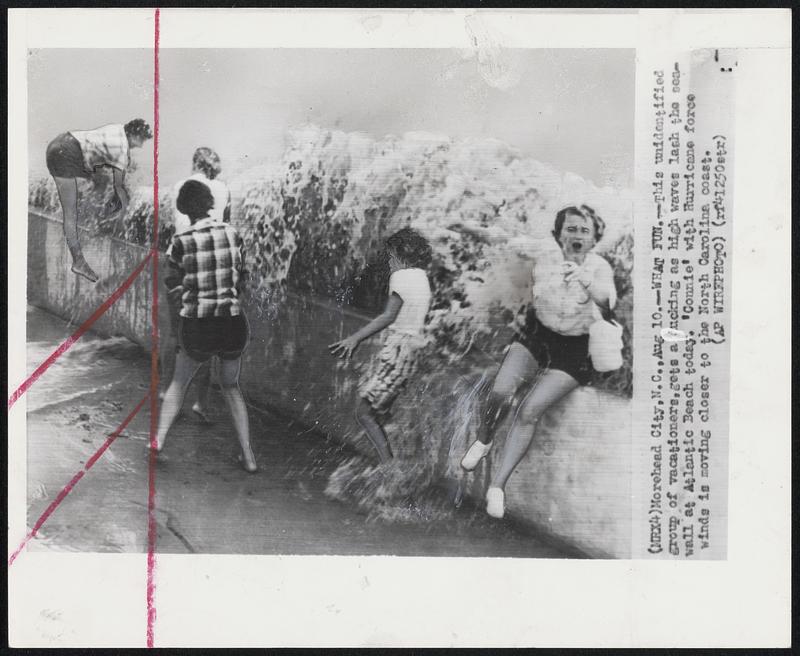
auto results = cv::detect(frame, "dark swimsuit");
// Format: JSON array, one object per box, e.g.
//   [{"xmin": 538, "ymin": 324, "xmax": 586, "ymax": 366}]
[
  {"xmin": 512, "ymin": 307, "xmax": 593, "ymax": 386},
  {"xmin": 46, "ymin": 133, "xmax": 90, "ymax": 179},
  {"xmin": 178, "ymin": 315, "xmax": 249, "ymax": 363}
]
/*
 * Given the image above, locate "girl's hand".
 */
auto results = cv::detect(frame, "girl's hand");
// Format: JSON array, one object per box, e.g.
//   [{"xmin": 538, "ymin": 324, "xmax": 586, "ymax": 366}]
[
  {"xmin": 103, "ymin": 192, "xmax": 128, "ymax": 227},
  {"xmin": 563, "ymin": 261, "xmax": 593, "ymax": 288},
  {"xmin": 562, "ymin": 261, "xmax": 579, "ymax": 280},
  {"xmin": 167, "ymin": 286, "xmax": 183, "ymax": 305},
  {"xmin": 328, "ymin": 335, "xmax": 360, "ymax": 360},
  {"xmin": 105, "ymin": 195, "xmax": 123, "ymax": 216}
]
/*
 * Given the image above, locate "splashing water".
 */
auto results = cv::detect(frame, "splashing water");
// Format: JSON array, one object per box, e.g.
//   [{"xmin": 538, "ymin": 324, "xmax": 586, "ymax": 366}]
[
  {"xmin": 25, "ymin": 337, "xmax": 145, "ymax": 413},
  {"xmin": 324, "ymin": 456, "xmax": 457, "ymax": 524},
  {"xmin": 444, "ymin": 372, "xmax": 492, "ymax": 476},
  {"xmin": 323, "ymin": 371, "xmax": 494, "ymax": 521}
]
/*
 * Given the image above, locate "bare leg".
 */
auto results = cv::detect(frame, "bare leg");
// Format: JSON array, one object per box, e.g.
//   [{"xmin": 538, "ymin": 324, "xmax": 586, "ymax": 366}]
[
  {"xmin": 160, "ymin": 295, "xmax": 181, "ymax": 397},
  {"xmin": 53, "ymin": 176, "xmax": 98, "ymax": 282},
  {"xmin": 192, "ymin": 360, "xmax": 213, "ymax": 422},
  {"xmin": 356, "ymin": 398, "xmax": 393, "ymax": 463},
  {"xmin": 218, "ymin": 357, "xmax": 256, "ymax": 473},
  {"xmin": 155, "ymin": 350, "xmax": 203, "ymax": 452},
  {"xmin": 159, "ymin": 346, "xmax": 177, "ymax": 402},
  {"xmin": 461, "ymin": 343, "xmax": 537, "ymax": 471},
  {"xmin": 479, "ymin": 342, "xmax": 536, "ymax": 445},
  {"xmin": 490, "ymin": 369, "xmax": 579, "ymax": 491}
]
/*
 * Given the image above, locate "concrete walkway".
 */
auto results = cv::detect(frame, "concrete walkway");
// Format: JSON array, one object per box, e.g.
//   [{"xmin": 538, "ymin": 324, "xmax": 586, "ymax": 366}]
[{"xmin": 24, "ymin": 305, "xmax": 577, "ymax": 558}]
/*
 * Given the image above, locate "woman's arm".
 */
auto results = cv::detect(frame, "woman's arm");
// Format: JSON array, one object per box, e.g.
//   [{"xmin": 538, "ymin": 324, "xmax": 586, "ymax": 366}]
[
  {"xmin": 223, "ymin": 189, "xmax": 232, "ymax": 224},
  {"xmin": 111, "ymin": 168, "xmax": 129, "ymax": 209},
  {"xmin": 328, "ymin": 292, "xmax": 404, "ymax": 359},
  {"xmin": 575, "ymin": 258, "xmax": 617, "ymax": 310},
  {"xmin": 353, "ymin": 292, "xmax": 403, "ymax": 341},
  {"xmin": 235, "ymin": 241, "xmax": 248, "ymax": 295},
  {"xmin": 164, "ymin": 240, "xmax": 184, "ymax": 292},
  {"xmin": 164, "ymin": 261, "xmax": 184, "ymax": 293}
]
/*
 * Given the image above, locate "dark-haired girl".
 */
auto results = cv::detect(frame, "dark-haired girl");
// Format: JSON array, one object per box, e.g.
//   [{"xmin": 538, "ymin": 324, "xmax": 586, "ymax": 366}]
[
  {"xmin": 154, "ymin": 179, "xmax": 257, "ymax": 473},
  {"xmin": 460, "ymin": 205, "xmax": 617, "ymax": 518},
  {"xmin": 45, "ymin": 119, "xmax": 153, "ymax": 282},
  {"xmin": 329, "ymin": 228, "xmax": 433, "ymax": 463}
]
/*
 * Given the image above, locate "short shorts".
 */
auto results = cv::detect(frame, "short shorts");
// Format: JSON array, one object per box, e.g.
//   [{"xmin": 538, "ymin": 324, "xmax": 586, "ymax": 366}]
[
  {"xmin": 358, "ymin": 330, "xmax": 424, "ymax": 412},
  {"xmin": 178, "ymin": 314, "xmax": 249, "ymax": 363},
  {"xmin": 512, "ymin": 307, "xmax": 594, "ymax": 386},
  {"xmin": 46, "ymin": 133, "xmax": 91, "ymax": 179}
]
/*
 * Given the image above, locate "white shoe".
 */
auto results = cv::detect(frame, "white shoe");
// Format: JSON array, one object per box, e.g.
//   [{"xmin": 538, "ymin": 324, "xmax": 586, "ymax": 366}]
[
  {"xmin": 460, "ymin": 440, "xmax": 492, "ymax": 471},
  {"xmin": 486, "ymin": 487, "xmax": 505, "ymax": 519}
]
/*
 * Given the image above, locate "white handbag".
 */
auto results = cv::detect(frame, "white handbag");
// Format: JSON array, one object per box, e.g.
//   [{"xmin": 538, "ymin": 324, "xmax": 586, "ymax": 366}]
[{"xmin": 589, "ymin": 304, "xmax": 623, "ymax": 372}]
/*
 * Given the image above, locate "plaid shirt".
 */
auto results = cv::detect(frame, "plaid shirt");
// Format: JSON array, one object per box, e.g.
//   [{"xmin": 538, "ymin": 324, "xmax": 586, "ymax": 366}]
[
  {"xmin": 68, "ymin": 124, "xmax": 129, "ymax": 173},
  {"xmin": 166, "ymin": 218, "xmax": 246, "ymax": 318}
]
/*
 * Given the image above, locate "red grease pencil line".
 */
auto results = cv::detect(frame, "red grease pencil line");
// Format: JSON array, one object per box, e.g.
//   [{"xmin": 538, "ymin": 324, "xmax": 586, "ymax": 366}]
[
  {"xmin": 7, "ymin": 250, "xmax": 154, "ymax": 411},
  {"xmin": 147, "ymin": 7, "xmax": 161, "ymax": 649},
  {"xmin": 8, "ymin": 393, "xmax": 149, "ymax": 567}
]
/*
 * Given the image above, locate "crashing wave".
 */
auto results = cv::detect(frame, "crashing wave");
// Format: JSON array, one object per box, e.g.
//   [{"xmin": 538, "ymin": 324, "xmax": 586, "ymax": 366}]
[{"xmin": 29, "ymin": 124, "xmax": 634, "ymax": 395}]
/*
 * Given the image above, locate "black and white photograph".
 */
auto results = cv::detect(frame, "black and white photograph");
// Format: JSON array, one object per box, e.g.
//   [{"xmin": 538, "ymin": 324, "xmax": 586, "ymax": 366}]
[
  {"xmin": 7, "ymin": 8, "xmax": 791, "ymax": 649},
  {"xmin": 23, "ymin": 44, "xmax": 636, "ymax": 558}
]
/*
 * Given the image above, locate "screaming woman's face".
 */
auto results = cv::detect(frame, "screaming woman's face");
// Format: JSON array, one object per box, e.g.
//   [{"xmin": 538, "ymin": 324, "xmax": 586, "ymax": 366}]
[{"xmin": 558, "ymin": 212, "xmax": 597, "ymax": 257}]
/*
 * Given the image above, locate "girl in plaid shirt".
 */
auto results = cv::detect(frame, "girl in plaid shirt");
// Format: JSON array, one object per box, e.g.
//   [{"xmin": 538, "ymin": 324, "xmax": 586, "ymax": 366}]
[
  {"xmin": 161, "ymin": 147, "xmax": 232, "ymax": 423},
  {"xmin": 154, "ymin": 180, "xmax": 257, "ymax": 473}
]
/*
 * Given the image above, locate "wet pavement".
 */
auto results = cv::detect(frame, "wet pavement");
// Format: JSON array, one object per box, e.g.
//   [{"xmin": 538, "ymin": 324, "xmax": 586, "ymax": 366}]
[{"xmin": 24, "ymin": 305, "xmax": 576, "ymax": 558}]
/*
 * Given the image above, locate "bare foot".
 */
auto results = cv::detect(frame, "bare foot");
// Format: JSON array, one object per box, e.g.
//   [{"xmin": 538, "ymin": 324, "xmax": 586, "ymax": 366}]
[
  {"xmin": 237, "ymin": 447, "xmax": 258, "ymax": 473},
  {"xmin": 191, "ymin": 403, "xmax": 213, "ymax": 425},
  {"xmin": 71, "ymin": 259, "xmax": 99, "ymax": 283}
]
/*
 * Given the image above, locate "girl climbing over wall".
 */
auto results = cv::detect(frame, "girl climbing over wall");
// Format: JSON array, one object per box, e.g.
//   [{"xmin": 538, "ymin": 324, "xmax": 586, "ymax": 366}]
[
  {"xmin": 154, "ymin": 179, "xmax": 257, "ymax": 473},
  {"xmin": 329, "ymin": 228, "xmax": 433, "ymax": 463},
  {"xmin": 45, "ymin": 119, "xmax": 153, "ymax": 282},
  {"xmin": 460, "ymin": 205, "xmax": 619, "ymax": 518}
]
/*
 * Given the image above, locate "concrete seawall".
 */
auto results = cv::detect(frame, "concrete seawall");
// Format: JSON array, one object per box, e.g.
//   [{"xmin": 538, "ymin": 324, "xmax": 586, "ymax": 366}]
[{"xmin": 27, "ymin": 210, "xmax": 632, "ymax": 558}]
